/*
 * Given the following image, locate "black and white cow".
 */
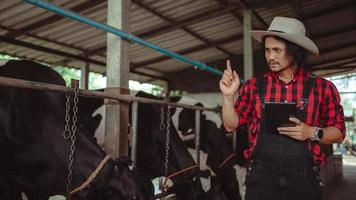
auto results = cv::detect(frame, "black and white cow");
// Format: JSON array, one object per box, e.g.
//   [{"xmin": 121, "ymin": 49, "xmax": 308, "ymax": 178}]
[
  {"xmin": 0, "ymin": 60, "xmax": 154, "ymax": 200},
  {"xmin": 172, "ymin": 96, "xmax": 250, "ymax": 200},
  {"xmin": 91, "ymin": 91, "xmax": 227, "ymax": 200}
]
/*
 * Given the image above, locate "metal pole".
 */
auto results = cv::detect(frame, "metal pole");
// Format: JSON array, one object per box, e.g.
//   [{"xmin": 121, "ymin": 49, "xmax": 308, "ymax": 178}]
[
  {"xmin": 0, "ymin": 76, "xmax": 219, "ymax": 112},
  {"xmin": 22, "ymin": 0, "xmax": 223, "ymax": 76},
  {"xmin": 195, "ymin": 110, "xmax": 201, "ymax": 168},
  {"xmin": 130, "ymin": 101, "xmax": 139, "ymax": 163}
]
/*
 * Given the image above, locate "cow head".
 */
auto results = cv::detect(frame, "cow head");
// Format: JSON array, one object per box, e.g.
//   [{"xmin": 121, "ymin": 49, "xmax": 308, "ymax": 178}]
[
  {"xmin": 0, "ymin": 60, "xmax": 154, "ymax": 200},
  {"xmin": 178, "ymin": 103, "xmax": 204, "ymax": 136},
  {"xmin": 82, "ymin": 156, "xmax": 154, "ymax": 200}
]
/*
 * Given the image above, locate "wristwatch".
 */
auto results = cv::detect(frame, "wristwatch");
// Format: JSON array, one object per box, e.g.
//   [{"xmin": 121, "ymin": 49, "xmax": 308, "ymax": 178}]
[{"xmin": 311, "ymin": 127, "xmax": 324, "ymax": 141}]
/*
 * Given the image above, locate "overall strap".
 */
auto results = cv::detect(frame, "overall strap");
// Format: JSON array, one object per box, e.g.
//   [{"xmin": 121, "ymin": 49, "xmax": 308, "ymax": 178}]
[
  {"xmin": 256, "ymin": 76, "xmax": 267, "ymax": 108},
  {"xmin": 301, "ymin": 74, "xmax": 321, "ymax": 167},
  {"xmin": 300, "ymin": 74, "xmax": 316, "ymax": 110}
]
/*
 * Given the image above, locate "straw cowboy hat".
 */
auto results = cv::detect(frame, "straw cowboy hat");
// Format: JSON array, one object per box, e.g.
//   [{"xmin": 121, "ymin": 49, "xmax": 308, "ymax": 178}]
[{"xmin": 250, "ymin": 16, "xmax": 319, "ymax": 55}]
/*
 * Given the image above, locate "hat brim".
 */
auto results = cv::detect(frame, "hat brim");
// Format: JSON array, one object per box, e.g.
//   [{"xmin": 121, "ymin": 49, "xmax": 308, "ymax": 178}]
[{"xmin": 250, "ymin": 30, "xmax": 319, "ymax": 55}]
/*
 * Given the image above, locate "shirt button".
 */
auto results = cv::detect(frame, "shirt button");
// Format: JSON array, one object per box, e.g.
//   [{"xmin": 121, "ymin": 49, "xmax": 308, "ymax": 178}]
[
  {"xmin": 285, "ymin": 85, "xmax": 288, "ymax": 89},
  {"xmin": 284, "ymin": 100, "xmax": 288, "ymax": 103}
]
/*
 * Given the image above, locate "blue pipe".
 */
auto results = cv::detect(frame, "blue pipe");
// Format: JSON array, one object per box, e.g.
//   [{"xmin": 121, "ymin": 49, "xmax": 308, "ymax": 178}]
[{"xmin": 22, "ymin": 0, "xmax": 223, "ymax": 76}]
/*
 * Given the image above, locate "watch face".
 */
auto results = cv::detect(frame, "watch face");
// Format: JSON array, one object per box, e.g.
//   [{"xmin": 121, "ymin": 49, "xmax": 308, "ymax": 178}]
[{"xmin": 317, "ymin": 128, "xmax": 324, "ymax": 139}]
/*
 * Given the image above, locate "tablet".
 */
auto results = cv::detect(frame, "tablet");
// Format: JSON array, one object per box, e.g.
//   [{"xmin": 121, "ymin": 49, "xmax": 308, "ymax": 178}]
[{"xmin": 264, "ymin": 102, "xmax": 297, "ymax": 133}]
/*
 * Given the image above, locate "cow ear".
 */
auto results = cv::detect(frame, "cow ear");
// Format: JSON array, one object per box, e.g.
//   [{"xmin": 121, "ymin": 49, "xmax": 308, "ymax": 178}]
[
  {"xmin": 194, "ymin": 102, "xmax": 203, "ymax": 107},
  {"xmin": 77, "ymin": 93, "xmax": 104, "ymax": 122},
  {"xmin": 194, "ymin": 103, "xmax": 207, "ymax": 119},
  {"xmin": 170, "ymin": 96, "xmax": 182, "ymax": 103},
  {"xmin": 82, "ymin": 114, "xmax": 102, "ymax": 136}
]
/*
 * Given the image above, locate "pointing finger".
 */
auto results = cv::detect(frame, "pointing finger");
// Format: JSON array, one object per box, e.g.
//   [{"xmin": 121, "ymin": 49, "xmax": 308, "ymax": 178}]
[
  {"xmin": 226, "ymin": 60, "xmax": 232, "ymax": 72},
  {"xmin": 224, "ymin": 70, "xmax": 233, "ymax": 80}
]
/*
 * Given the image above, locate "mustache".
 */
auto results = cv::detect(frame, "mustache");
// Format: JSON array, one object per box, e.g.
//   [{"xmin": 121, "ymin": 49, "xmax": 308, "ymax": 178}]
[{"xmin": 269, "ymin": 61, "xmax": 279, "ymax": 65}]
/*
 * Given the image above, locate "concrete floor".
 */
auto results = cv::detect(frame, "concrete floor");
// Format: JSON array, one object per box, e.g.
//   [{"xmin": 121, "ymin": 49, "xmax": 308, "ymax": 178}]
[{"xmin": 323, "ymin": 155, "xmax": 356, "ymax": 200}]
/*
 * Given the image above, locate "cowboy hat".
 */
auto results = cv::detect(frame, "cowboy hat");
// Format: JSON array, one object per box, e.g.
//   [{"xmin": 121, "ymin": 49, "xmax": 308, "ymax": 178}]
[{"xmin": 250, "ymin": 16, "xmax": 319, "ymax": 55}]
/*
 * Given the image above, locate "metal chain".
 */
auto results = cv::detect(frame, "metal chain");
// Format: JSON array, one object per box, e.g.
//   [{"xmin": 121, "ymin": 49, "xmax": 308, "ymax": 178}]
[
  {"xmin": 163, "ymin": 106, "xmax": 171, "ymax": 190},
  {"xmin": 63, "ymin": 92, "xmax": 71, "ymax": 139},
  {"xmin": 66, "ymin": 83, "xmax": 80, "ymax": 199},
  {"xmin": 159, "ymin": 106, "xmax": 165, "ymax": 131}
]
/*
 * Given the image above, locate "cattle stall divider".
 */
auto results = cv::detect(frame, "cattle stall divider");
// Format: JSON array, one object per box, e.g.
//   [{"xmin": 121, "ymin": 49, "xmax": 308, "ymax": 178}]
[{"xmin": 0, "ymin": 75, "xmax": 219, "ymax": 168}]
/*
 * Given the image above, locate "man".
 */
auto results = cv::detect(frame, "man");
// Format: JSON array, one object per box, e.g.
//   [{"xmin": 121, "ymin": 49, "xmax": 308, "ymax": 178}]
[{"xmin": 219, "ymin": 16, "xmax": 345, "ymax": 200}]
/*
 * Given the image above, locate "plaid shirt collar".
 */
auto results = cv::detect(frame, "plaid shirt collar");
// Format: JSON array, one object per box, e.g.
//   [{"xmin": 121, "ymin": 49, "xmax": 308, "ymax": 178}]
[{"xmin": 270, "ymin": 67, "xmax": 306, "ymax": 84}]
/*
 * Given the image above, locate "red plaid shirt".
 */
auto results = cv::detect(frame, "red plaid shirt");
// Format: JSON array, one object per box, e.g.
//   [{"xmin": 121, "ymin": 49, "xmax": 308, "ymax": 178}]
[{"xmin": 235, "ymin": 68, "xmax": 346, "ymax": 165}]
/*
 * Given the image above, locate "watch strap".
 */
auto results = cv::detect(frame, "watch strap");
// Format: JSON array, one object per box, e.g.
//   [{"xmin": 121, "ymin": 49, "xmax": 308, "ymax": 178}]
[{"xmin": 311, "ymin": 126, "xmax": 322, "ymax": 141}]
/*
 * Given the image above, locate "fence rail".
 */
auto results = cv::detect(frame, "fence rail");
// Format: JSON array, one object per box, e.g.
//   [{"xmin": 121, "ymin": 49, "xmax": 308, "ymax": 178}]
[{"xmin": 0, "ymin": 76, "xmax": 220, "ymax": 112}]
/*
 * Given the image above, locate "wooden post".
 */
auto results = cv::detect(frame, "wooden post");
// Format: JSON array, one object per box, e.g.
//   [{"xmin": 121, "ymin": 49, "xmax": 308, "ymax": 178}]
[
  {"xmin": 243, "ymin": 9, "xmax": 253, "ymax": 79},
  {"xmin": 81, "ymin": 61, "xmax": 89, "ymax": 89},
  {"xmin": 195, "ymin": 110, "xmax": 201, "ymax": 168},
  {"xmin": 130, "ymin": 101, "xmax": 138, "ymax": 162},
  {"xmin": 104, "ymin": 0, "xmax": 131, "ymax": 158}
]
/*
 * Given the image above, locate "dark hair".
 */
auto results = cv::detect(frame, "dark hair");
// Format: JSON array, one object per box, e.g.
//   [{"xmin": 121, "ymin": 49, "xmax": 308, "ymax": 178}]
[{"xmin": 263, "ymin": 35, "xmax": 308, "ymax": 68}]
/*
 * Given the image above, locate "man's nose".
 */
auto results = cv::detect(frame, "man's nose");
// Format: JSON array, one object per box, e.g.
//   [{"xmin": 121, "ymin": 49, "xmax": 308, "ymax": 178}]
[{"xmin": 267, "ymin": 52, "xmax": 276, "ymax": 60}]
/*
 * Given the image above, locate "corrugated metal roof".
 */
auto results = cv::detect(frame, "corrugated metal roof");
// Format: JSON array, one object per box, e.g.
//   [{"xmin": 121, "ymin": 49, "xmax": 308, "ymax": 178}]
[{"xmin": 0, "ymin": 0, "xmax": 355, "ymax": 92}]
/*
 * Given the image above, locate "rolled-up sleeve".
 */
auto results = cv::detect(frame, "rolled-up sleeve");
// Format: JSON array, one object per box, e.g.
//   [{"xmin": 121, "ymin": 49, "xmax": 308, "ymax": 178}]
[
  {"xmin": 321, "ymin": 81, "xmax": 346, "ymax": 138},
  {"xmin": 235, "ymin": 80, "xmax": 253, "ymax": 125}
]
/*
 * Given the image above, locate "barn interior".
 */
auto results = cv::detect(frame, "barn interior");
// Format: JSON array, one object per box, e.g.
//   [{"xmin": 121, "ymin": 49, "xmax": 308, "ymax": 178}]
[{"xmin": 0, "ymin": 0, "xmax": 355, "ymax": 200}]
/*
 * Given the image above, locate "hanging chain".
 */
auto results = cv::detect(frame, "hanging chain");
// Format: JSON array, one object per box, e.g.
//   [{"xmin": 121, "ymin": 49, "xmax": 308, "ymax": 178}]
[
  {"xmin": 66, "ymin": 83, "xmax": 80, "ymax": 199},
  {"xmin": 63, "ymin": 92, "xmax": 71, "ymax": 139},
  {"xmin": 160, "ymin": 106, "xmax": 171, "ymax": 190},
  {"xmin": 159, "ymin": 106, "xmax": 165, "ymax": 131}
]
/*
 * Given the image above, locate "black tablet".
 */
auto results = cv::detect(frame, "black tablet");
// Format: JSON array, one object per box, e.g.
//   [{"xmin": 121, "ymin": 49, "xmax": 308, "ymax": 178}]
[{"xmin": 264, "ymin": 102, "xmax": 297, "ymax": 133}]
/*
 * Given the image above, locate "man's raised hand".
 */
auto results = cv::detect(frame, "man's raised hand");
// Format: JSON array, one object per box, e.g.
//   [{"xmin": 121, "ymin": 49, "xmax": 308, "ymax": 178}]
[{"xmin": 219, "ymin": 60, "xmax": 240, "ymax": 97}]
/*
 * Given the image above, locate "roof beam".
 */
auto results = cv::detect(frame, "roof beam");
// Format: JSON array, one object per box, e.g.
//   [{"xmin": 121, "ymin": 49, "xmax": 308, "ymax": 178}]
[
  {"xmin": 312, "ymin": 52, "xmax": 356, "ymax": 68},
  {"xmin": 86, "ymin": 2, "xmax": 240, "ymax": 56},
  {"xmin": 6, "ymin": 0, "xmax": 106, "ymax": 39},
  {"xmin": 87, "ymin": 0, "xmax": 354, "ymax": 57},
  {"xmin": 0, "ymin": 35, "xmax": 105, "ymax": 66},
  {"xmin": 0, "ymin": 34, "xmax": 170, "ymax": 82},
  {"xmin": 311, "ymin": 26, "xmax": 356, "ymax": 40},
  {"xmin": 130, "ymin": 0, "xmax": 235, "ymax": 57},
  {"xmin": 0, "ymin": 24, "xmax": 88, "ymax": 53},
  {"xmin": 130, "ymin": 70, "xmax": 170, "ymax": 82},
  {"xmin": 131, "ymin": 33, "xmax": 243, "ymax": 70},
  {"xmin": 313, "ymin": 60, "xmax": 356, "ymax": 71},
  {"xmin": 318, "ymin": 69, "xmax": 355, "ymax": 77},
  {"xmin": 245, "ymin": 0, "xmax": 293, "ymax": 8},
  {"xmin": 214, "ymin": 0, "xmax": 243, "ymax": 24},
  {"xmin": 131, "ymin": 23, "xmax": 355, "ymax": 70},
  {"xmin": 136, "ymin": 5, "xmax": 239, "ymax": 39},
  {"xmin": 232, "ymin": 0, "xmax": 269, "ymax": 28},
  {"xmin": 301, "ymin": 0, "xmax": 356, "ymax": 20}
]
